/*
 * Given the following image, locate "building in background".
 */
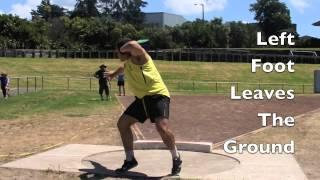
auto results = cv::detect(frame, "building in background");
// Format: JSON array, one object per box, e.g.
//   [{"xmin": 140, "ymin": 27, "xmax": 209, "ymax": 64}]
[
  {"xmin": 144, "ymin": 12, "xmax": 187, "ymax": 27},
  {"xmin": 313, "ymin": 21, "xmax": 320, "ymax": 26}
]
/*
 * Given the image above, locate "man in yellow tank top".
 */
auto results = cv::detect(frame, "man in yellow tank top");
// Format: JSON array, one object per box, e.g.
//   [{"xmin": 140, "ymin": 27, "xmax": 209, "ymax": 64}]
[{"xmin": 107, "ymin": 38, "xmax": 182, "ymax": 176}]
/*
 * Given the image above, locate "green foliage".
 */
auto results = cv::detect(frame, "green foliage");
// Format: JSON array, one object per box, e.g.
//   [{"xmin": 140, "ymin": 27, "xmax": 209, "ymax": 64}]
[
  {"xmin": 250, "ymin": 0, "xmax": 293, "ymax": 37},
  {"xmin": 99, "ymin": 0, "xmax": 147, "ymax": 26},
  {"xmin": 229, "ymin": 21, "xmax": 250, "ymax": 48},
  {"xmin": 31, "ymin": 0, "xmax": 66, "ymax": 21},
  {"xmin": 0, "ymin": 14, "xmax": 49, "ymax": 49},
  {"xmin": 0, "ymin": 0, "xmax": 315, "ymax": 49},
  {"xmin": 72, "ymin": 0, "xmax": 100, "ymax": 18}
]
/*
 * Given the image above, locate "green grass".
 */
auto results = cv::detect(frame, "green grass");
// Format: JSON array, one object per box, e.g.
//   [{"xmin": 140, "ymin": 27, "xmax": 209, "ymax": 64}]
[
  {"xmin": 1, "ymin": 57, "xmax": 318, "ymax": 93},
  {"xmin": 0, "ymin": 57, "xmax": 318, "ymax": 120},
  {"xmin": 1, "ymin": 57, "xmax": 318, "ymax": 83},
  {"xmin": 0, "ymin": 90, "xmax": 116, "ymax": 120},
  {"xmin": 158, "ymin": 61, "xmax": 319, "ymax": 84}
]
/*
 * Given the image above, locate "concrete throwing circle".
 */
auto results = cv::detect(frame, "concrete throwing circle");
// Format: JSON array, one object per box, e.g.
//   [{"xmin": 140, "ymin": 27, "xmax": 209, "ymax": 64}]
[{"xmin": 82, "ymin": 150, "xmax": 239, "ymax": 178}]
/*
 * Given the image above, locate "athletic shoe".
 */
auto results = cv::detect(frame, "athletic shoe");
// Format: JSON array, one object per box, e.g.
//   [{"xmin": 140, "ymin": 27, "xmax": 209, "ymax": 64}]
[
  {"xmin": 115, "ymin": 158, "xmax": 138, "ymax": 173},
  {"xmin": 171, "ymin": 154, "xmax": 182, "ymax": 176}
]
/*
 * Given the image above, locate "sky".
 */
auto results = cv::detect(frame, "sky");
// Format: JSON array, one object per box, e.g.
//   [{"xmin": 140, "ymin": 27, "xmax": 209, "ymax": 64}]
[{"xmin": 0, "ymin": 0, "xmax": 319, "ymax": 37}]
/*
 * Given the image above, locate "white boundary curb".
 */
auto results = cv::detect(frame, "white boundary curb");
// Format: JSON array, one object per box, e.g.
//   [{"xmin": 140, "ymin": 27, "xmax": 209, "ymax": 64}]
[{"xmin": 134, "ymin": 140, "xmax": 212, "ymax": 153}]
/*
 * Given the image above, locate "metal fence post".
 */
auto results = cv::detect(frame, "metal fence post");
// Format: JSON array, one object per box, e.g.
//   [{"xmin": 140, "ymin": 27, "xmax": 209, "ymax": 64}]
[
  {"xmin": 193, "ymin": 81, "xmax": 195, "ymax": 91},
  {"xmin": 90, "ymin": 78, "xmax": 92, "ymax": 91},
  {"xmin": 236, "ymin": 83, "xmax": 239, "ymax": 93},
  {"xmin": 42, "ymin": 76, "xmax": 44, "ymax": 90},
  {"xmin": 27, "ymin": 77, "xmax": 29, "ymax": 93},
  {"xmin": 67, "ymin": 77, "xmax": 70, "ymax": 90},
  {"xmin": 302, "ymin": 84, "xmax": 305, "ymax": 94},
  {"xmin": 35, "ymin": 76, "xmax": 37, "ymax": 92},
  {"xmin": 17, "ymin": 78, "xmax": 20, "ymax": 95},
  {"xmin": 216, "ymin": 82, "xmax": 218, "ymax": 93}
]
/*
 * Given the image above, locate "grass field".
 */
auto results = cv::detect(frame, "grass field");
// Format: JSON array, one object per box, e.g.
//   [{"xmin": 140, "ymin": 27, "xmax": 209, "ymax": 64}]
[
  {"xmin": 0, "ymin": 90, "xmax": 116, "ymax": 120},
  {"xmin": 1, "ymin": 57, "xmax": 318, "ymax": 94},
  {"xmin": 1, "ymin": 57, "xmax": 319, "ymax": 83},
  {"xmin": 0, "ymin": 57, "xmax": 317, "ymax": 120},
  {"xmin": 1, "ymin": 57, "xmax": 320, "ymax": 179},
  {"xmin": 0, "ymin": 57, "xmax": 318, "ymax": 120},
  {"xmin": 1, "ymin": 57, "xmax": 319, "ymax": 86}
]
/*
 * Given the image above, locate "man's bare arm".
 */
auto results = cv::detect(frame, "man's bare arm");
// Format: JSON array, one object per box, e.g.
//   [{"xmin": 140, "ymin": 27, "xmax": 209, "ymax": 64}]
[
  {"xmin": 106, "ymin": 65, "xmax": 124, "ymax": 80},
  {"xmin": 120, "ymin": 41, "xmax": 147, "ymax": 62}
]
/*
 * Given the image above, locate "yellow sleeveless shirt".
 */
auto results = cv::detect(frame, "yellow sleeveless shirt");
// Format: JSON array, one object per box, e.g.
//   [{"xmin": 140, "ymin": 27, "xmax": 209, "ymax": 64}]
[{"xmin": 124, "ymin": 55, "xmax": 170, "ymax": 99}]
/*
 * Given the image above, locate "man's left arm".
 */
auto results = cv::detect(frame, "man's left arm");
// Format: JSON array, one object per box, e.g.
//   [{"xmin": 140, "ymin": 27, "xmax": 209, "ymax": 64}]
[{"xmin": 120, "ymin": 41, "xmax": 148, "ymax": 64}]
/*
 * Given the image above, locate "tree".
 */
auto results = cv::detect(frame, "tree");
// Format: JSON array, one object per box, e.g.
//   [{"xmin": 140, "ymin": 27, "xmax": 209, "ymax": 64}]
[
  {"xmin": 123, "ymin": 0, "xmax": 147, "ymax": 25},
  {"xmin": 72, "ymin": 0, "xmax": 100, "ymax": 18},
  {"xmin": 30, "ymin": 19, "xmax": 50, "ymax": 48},
  {"xmin": 250, "ymin": 0, "xmax": 292, "ymax": 38},
  {"xmin": 142, "ymin": 27, "xmax": 175, "ymax": 49},
  {"xmin": 209, "ymin": 18, "xmax": 229, "ymax": 48},
  {"xmin": 31, "ymin": 0, "xmax": 66, "ymax": 21},
  {"xmin": 99, "ymin": 0, "xmax": 147, "ymax": 25},
  {"xmin": 228, "ymin": 22, "xmax": 249, "ymax": 48}
]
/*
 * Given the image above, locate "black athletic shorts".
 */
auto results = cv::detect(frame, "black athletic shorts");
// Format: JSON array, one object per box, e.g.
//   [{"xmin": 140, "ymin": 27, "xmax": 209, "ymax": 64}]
[
  {"xmin": 124, "ymin": 95, "xmax": 170, "ymax": 123},
  {"xmin": 118, "ymin": 81, "xmax": 125, "ymax": 86}
]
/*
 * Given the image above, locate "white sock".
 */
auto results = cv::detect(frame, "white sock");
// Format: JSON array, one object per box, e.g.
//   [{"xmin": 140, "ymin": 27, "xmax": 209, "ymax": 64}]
[
  {"xmin": 170, "ymin": 146, "xmax": 179, "ymax": 159},
  {"xmin": 125, "ymin": 150, "xmax": 134, "ymax": 161}
]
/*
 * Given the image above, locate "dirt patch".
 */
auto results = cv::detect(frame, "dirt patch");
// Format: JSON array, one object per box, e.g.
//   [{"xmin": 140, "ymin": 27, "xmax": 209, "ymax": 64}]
[
  {"xmin": 234, "ymin": 109, "xmax": 320, "ymax": 180},
  {"xmin": 0, "ymin": 168, "xmax": 80, "ymax": 180},
  {"xmin": 0, "ymin": 106, "xmax": 123, "ymax": 165},
  {"xmin": 2, "ymin": 95, "xmax": 320, "ymax": 179},
  {"xmin": 118, "ymin": 95, "xmax": 320, "ymax": 143},
  {"xmin": 117, "ymin": 95, "xmax": 320, "ymax": 179}
]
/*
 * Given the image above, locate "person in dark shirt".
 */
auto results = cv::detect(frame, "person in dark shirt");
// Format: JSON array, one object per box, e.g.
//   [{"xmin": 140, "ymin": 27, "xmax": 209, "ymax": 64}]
[
  {"xmin": 94, "ymin": 65, "xmax": 110, "ymax": 101},
  {"xmin": 0, "ymin": 73, "xmax": 9, "ymax": 99}
]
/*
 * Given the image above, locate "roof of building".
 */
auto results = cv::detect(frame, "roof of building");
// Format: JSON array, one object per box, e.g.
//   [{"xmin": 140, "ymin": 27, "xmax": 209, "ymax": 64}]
[
  {"xmin": 144, "ymin": 12, "xmax": 186, "ymax": 19},
  {"xmin": 313, "ymin": 21, "xmax": 320, "ymax": 26}
]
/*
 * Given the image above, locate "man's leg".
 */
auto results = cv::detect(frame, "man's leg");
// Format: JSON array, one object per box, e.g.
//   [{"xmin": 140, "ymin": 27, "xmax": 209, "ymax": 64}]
[
  {"xmin": 122, "ymin": 85, "xmax": 126, "ymax": 96},
  {"xmin": 155, "ymin": 118, "xmax": 182, "ymax": 175},
  {"xmin": 99, "ymin": 84, "xmax": 104, "ymax": 100},
  {"xmin": 105, "ymin": 85, "xmax": 109, "ymax": 99},
  {"xmin": 1, "ymin": 87, "xmax": 5, "ymax": 98},
  {"xmin": 4, "ymin": 87, "xmax": 7, "ymax": 98},
  {"xmin": 118, "ymin": 85, "xmax": 121, "ymax": 96},
  {"xmin": 116, "ymin": 114, "xmax": 140, "ymax": 173},
  {"xmin": 155, "ymin": 118, "xmax": 178, "ymax": 157},
  {"xmin": 117, "ymin": 114, "xmax": 139, "ymax": 158}
]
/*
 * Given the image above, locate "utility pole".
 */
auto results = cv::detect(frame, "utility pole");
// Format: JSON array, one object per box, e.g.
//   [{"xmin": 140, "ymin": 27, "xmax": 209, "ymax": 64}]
[{"xmin": 194, "ymin": 3, "xmax": 205, "ymax": 22}]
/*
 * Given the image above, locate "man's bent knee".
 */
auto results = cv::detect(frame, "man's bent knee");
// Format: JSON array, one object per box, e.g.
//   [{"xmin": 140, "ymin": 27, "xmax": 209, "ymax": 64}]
[
  {"xmin": 117, "ymin": 114, "xmax": 138, "ymax": 130},
  {"xmin": 155, "ymin": 118, "xmax": 170, "ymax": 134}
]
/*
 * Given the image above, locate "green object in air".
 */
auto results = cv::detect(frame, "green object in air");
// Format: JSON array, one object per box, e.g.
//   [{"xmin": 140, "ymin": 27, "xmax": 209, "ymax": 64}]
[{"xmin": 137, "ymin": 39, "xmax": 149, "ymax": 44}]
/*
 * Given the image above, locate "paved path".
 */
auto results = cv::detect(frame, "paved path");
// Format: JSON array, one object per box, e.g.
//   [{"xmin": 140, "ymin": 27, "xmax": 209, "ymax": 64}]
[{"xmin": 0, "ymin": 144, "xmax": 307, "ymax": 179}]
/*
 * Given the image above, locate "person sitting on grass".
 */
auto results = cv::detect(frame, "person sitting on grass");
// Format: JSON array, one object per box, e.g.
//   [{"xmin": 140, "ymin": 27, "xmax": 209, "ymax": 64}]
[
  {"xmin": 94, "ymin": 64, "xmax": 110, "ymax": 101},
  {"xmin": 0, "ymin": 73, "xmax": 10, "ymax": 99},
  {"xmin": 117, "ymin": 72, "xmax": 125, "ymax": 96}
]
